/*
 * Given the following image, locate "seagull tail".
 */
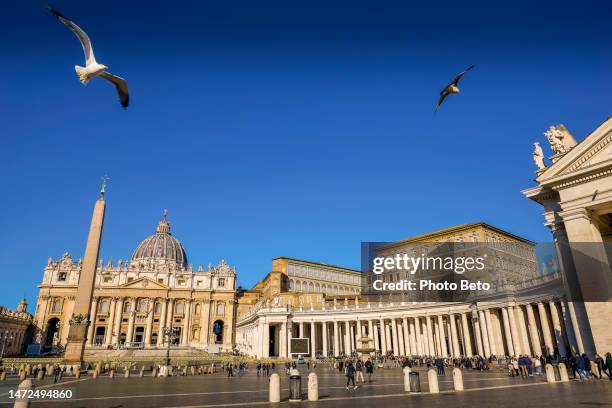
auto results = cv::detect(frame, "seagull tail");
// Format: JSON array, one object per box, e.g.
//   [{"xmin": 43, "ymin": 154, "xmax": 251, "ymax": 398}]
[{"xmin": 75, "ymin": 65, "xmax": 89, "ymax": 84}]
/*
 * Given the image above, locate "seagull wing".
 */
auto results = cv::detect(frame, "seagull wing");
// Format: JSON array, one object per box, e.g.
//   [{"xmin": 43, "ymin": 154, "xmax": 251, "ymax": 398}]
[
  {"xmin": 451, "ymin": 65, "xmax": 475, "ymax": 86},
  {"xmin": 435, "ymin": 89, "xmax": 450, "ymax": 112},
  {"xmin": 48, "ymin": 7, "xmax": 96, "ymax": 66},
  {"xmin": 99, "ymin": 71, "xmax": 130, "ymax": 108}
]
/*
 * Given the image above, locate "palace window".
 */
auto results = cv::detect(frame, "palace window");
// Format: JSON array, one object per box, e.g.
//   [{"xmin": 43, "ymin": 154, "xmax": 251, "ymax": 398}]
[
  {"xmin": 58, "ymin": 272, "xmax": 67, "ymax": 282},
  {"xmin": 103, "ymin": 276, "xmax": 113, "ymax": 283},
  {"xmin": 177, "ymin": 279, "xmax": 185, "ymax": 286},
  {"xmin": 127, "ymin": 277, "xmax": 134, "ymax": 283},
  {"xmin": 218, "ymin": 278, "xmax": 225, "ymax": 287}
]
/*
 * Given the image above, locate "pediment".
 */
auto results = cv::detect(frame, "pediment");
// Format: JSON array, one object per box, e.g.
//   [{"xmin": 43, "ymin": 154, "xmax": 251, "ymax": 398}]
[
  {"xmin": 119, "ymin": 277, "xmax": 167, "ymax": 289},
  {"xmin": 536, "ymin": 117, "xmax": 612, "ymax": 183}
]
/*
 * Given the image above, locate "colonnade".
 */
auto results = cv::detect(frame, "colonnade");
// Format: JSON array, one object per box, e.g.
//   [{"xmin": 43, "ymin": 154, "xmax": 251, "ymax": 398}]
[{"xmin": 244, "ymin": 300, "xmax": 575, "ymax": 359}]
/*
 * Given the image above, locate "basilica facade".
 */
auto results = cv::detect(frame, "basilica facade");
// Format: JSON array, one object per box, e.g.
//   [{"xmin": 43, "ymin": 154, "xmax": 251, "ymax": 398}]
[{"xmin": 33, "ymin": 213, "xmax": 237, "ymax": 353}]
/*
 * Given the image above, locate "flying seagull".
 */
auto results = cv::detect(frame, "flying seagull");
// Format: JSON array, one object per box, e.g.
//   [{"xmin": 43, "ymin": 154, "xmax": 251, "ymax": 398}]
[
  {"xmin": 435, "ymin": 65, "xmax": 474, "ymax": 113},
  {"xmin": 48, "ymin": 6, "xmax": 129, "ymax": 108}
]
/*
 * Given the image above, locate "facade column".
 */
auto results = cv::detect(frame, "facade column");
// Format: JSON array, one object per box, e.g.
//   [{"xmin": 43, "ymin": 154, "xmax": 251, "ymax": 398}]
[
  {"xmin": 144, "ymin": 299, "xmax": 154, "ymax": 346},
  {"xmin": 501, "ymin": 307, "xmax": 515, "ymax": 356},
  {"xmin": 372, "ymin": 320, "xmax": 379, "ymax": 351},
  {"xmin": 549, "ymin": 301, "xmax": 567, "ymax": 357},
  {"xmin": 112, "ymin": 297, "xmax": 124, "ymax": 345},
  {"xmin": 425, "ymin": 316, "xmax": 434, "ymax": 356},
  {"xmin": 104, "ymin": 298, "xmax": 116, "ymax": 345},
  {"xmin": 299, "ymin": 322, "xmax": 305, "ymax": 338},
  {"xmin": 262, "ymin": 321, "xmax": 269, "ymax": 358},
  {"xmin": 157, "ymin": 299, "xmax": 168, "ymax": 346},
  {"xmin": 126, "ymin": 301, "xmax": 135, "ymax": 344},
  {"xmin": 322, "ymin": 322, "xmax": 328, "ymax": 357},
  {"xmin": 391, "ymin": 318, "xmax": 399, "ymax": 355},
  {"xmin": 356, "ymin": 320, "xmax": 362, "ymax": 341},
  {"xmin": 311, "ymin": 321, "xmax": 317, "ymax": 358},
  {"xmin": 385, "ymin": 321, "xmax": 392, "ymax": 353},
  {"xmin": 182, "ymin": 300, "xmax": 192, "ymax": 345},
  {"xmin": 287, "ymin": 321, "xmax": 293, "ymax": 356},
  {"xmin": 537, "ymin": 302, "xmax": 554, "ymax": 356},
  {"xmin": 449, "ymin": 314, "xmax": 460, "ymax": 357},
  {"xmin": 368, "ymin": 320, "xmax": 374, "ymax": 344},
  {"xmin": 333, "ymin": 320, "xmax": 340, "ymax": 356},
  {"xmin": 484, "ymin": 309, "xmax": 497, "ymax": 356},
  {"xmin": 199, "ymin": 300, "xmax": 210, "ymax": 344},
  {"xmin": 461, "ymin": 313, "xmax": 473, "ymax": 356},
  {"xmin": 525, "ymin": 303, "xmax": 541, "ymax": 356},
  {"xmin": 478, "ymin": 310, "xmax": 490, "ymax": 357},
  {"xmin": 87, "ymin": 297, "xmax": 98, "ymax": 345}
]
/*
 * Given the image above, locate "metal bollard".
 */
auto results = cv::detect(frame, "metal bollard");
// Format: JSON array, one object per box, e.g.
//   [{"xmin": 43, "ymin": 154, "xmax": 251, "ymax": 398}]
[
  {"xmin": 452, "ymin": 367, "xmax": 464, "ymax": 391},
  {"xmin": 269, "ymin": 373, "xmax": 280, "ymax": 403},
  {"xmin": 403, "ymin": 367, "xmax": 411, "ymax": 392},
  {"xmin": 558, "ymin": 363, "xmax": 569, "ymax": 382},
  {"xmin": 308, "ymin": 372, "xmax": 318, "ymax": 401},
  {"xmin": 427, "ymin": 368, "xmax": 439, "ymax": 393},
  {"xmin": 13, "ymin": 379, "xmax": 33, "ymax": 408},
  {"xmin": 545, "ymin": 364, "xmax": 556, "ymax": 383}
]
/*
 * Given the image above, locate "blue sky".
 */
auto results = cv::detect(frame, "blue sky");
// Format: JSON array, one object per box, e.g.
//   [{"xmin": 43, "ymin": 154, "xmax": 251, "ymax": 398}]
[{"xmin": 1, "ymin": 0, "xmax": 610, "ymax": 309}]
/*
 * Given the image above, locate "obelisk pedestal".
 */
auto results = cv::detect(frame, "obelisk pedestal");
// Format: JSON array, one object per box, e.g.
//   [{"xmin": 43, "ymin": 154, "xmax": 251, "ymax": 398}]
[{"xmin": 63, "ymin": 197, "xmax": 106, "ymax": 364}]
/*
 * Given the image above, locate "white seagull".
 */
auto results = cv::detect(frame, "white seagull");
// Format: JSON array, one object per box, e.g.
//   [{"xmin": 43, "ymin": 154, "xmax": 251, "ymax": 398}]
[
  {"xmin": 48, "ymin": 6, "xmax": 129, "ymax": 108},
  {"xmin": 435, "ymin": 65, "xmax": 474, "ymax": 113}
]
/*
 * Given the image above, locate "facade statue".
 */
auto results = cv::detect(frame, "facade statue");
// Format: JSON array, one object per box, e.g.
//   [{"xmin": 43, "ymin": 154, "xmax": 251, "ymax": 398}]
[
  {"xmin": 545, "ymin": 124, "xmax": 577, "ymax": 155},
  {"xmin": 533, "ymin": 142, "xmax": 546, "ymax": 170}
]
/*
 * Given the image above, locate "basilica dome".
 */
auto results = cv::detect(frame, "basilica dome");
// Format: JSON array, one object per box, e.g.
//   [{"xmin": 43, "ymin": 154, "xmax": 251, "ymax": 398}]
[{"xmin": 131, "ymin": 211, "xmax": 187, "ymax": 267}]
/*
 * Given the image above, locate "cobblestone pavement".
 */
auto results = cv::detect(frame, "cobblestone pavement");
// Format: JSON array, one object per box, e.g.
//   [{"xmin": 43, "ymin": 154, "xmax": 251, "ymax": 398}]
[{"xmin": 0, "ymin": 366, "xmax": 610, "ymax": 407}]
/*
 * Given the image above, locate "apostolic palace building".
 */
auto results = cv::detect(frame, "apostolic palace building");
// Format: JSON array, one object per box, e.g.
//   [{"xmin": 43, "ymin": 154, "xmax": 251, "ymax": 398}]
[{"xmin": 28, "ymin": 117, "xmax": 612, "ymax": 362}]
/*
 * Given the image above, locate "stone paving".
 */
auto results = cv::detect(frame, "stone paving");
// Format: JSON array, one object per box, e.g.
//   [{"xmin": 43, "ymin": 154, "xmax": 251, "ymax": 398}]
[{"xmin": 0, "ymin": 366, "xmax": 610, "ymax": 407}]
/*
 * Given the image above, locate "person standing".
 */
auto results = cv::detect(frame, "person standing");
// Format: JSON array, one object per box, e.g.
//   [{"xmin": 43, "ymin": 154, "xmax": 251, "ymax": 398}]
[
  {"xmin": 346, "ymin": 361, "xmax": 357, "ymax": 390},
  {"xmin": 355, "ymin": 360, "xmax": 364, "ymax": 383},
  {"xmin": 365, "ymin": 359, "xmax": 374, "ymax": 383}
]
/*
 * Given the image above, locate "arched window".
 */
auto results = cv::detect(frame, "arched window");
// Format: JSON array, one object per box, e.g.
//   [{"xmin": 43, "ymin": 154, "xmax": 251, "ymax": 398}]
[
  {"xmin": 99, "ymin": 300, "xmax": 109, "ymax": 313},
  {"xmin": 123, "ymin": 302, "xmax": 131, "ymax": 313},
  {"xmin": 195, "ymin": 303, "xmax": 201, "ymax": 316},
  {"xmin": 154, "ymin": 302, "xmax": 161, "ymax": 314}
]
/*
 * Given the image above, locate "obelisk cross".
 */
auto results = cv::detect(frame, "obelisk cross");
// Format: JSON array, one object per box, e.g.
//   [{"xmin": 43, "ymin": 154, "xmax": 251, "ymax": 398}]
[{"xmin": 100, "ymin": 175, "xmax": 110, "ymax": 198}]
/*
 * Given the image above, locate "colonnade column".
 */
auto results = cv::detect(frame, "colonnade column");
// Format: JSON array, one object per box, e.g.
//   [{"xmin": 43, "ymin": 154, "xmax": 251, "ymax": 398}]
[
  {"xmin": 403, "ymin": 318, "xmax": 411, "ymax": 355},
  {"xmin": 379, "ymin": 319, "xmax": 387, "ymax": 354},
  {"xmin": 425, "ymin": 316, "xmax": 434, "ymax": 356},
  {"xmin": 87, "ymin": 297, "xmax": 98, "ymax": 345},
  {"xmin": 549, "ymin": 301, "xmax": 567, "ymax": 357},
  {"xmin": 477, "ymin": 310, "xmax": 490, "ymax": 357},
  {"xmin": 461, "ymin": 313, "xmax": 473, "ymax": 356},
  {"xmin": 311, "ymin": 321, "xmax": 317, "ymax": 358},
  {"xmin": 413, "ymin": 317, "xmax": 422, "ymax": 355},
  {"xmin": 537, "ymin": 302, "xmax": 554, "ymax": 356},
  {"xmin": 484, "ymin": 309, "xmax": 497, "ymax": 355},
  {"xmin": 368, "ymin": 320, "xmax": 374, "ymax": 346},
  {"xmin": 280, "ymin": 321, "xmax": 287, "ymax": 358},
  {"xmin": 449, "ymin": 314, "xmax": 460, "ymax": 357},
  {"xmin": 344, "ymin": 321, "xmax": 351, "ymax": 356},
  {"xmin": 391, "ymin": 319, "xmax": 399, "ymax": 355},
  {"xmin": 322, "ymin": 322, "xmax": 328, "ymax": 357},
  {"xmin": 501, "ymin": 307, "xmax": 515, "ymax": 356},
  {"xmin": 333, "ymin": 321, "xmax": 340, "ymax": 356},
  {"xmin": 525, "ymin": 304, "xmax": 541, "ymax": 355},
  {"xmin": 473, "ymin": 313, "xmax": 484, "ymax": 356}
]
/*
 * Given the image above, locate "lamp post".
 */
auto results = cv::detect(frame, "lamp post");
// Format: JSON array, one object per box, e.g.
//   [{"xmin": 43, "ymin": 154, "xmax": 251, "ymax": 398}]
[{"xmin": 160, "ymin": 325, "xmax": 179, "ymax": 376}]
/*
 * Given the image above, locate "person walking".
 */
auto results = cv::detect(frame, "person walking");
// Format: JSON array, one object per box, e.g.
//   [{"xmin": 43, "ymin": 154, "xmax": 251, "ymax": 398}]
[{"xmin": 346, "ymin": 361, "xmax": 357, "ymax": 390}]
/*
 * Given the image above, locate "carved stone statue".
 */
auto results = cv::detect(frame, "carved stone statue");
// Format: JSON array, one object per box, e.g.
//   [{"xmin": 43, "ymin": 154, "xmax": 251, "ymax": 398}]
[
  {"xmin": 533, "ymin": 142, "xmax": 546, "ymax": 169},
  {"xmin": 35, "ymin": 331, "xmax": 43, "ymax": 344},
  {"xmin": 545, "ymin": 124, "xmax": 577, "ymax": 155}
]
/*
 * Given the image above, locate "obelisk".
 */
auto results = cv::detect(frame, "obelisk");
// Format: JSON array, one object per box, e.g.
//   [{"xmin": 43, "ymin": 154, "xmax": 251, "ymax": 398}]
[{"xmin": 63, "ymin": 180, "xmax": 107, "ymax": 364}]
